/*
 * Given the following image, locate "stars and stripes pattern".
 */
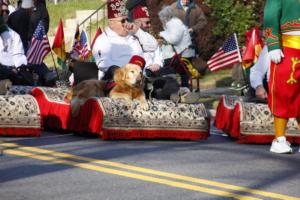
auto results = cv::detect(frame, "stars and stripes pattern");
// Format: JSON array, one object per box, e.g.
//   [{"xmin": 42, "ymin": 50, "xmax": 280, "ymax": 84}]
[
  {"xmin": 27, "ymin": 21, "xmax": 51, "ymax": 65},
  {"xmin": 70, "ymin": 27, "xmax": 91, "ymax": 61},
  {"xmin": 207, "ymin": 33, "xmax": 242, "ymax": 72},
  {"xmin": 80, "ymin": 30, "xmax": 91, "ymax": 60}
]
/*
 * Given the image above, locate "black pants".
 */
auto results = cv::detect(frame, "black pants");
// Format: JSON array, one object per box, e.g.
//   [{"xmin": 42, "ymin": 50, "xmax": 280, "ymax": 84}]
[{"xmin": 0, "ymin": 65, "xmax": 23, "ymax": 85}]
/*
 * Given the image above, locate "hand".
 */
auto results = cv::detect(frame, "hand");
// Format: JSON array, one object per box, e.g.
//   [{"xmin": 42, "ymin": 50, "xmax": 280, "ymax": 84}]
[
  {"xmin": 188, "ymin": 28, "xmax": 193, "ymax": 33},
  {"xmin": 148, "ymin": 64, "xmax": 160, "ymax": 72},
  {"xmin": 157, "ymin": 38, "xmax": 164, "ymax": 46},
  {"xmin": 255, "ymin": 85, "xmax": 267, "ymax": 100},
  {"xmin": 124, "ymin": 22, "xmax": 139, "ymax": 34},
  {"xmin": 269, "ymin": 49, "xmax": 284, "ymax": 64}
]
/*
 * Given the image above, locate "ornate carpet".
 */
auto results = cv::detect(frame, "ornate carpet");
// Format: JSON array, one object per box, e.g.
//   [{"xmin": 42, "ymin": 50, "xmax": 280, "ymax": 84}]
[
  {"xmin": 215, "ymin": 95, "xmax": 300, "ymax": 144},
  {"xmin": 97, "ymin": 98, "xmax": 209, "ymax": 140},
  {"xmin": 32, "ymin": 87, "xmax": 209, "ymax": 140},
  {"xmin": 0, "ymin": 95, "xmax": 41, "ymax": 136}
]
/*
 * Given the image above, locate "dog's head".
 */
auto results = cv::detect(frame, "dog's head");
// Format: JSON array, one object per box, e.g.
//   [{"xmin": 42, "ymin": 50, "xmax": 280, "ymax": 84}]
[{"xmin": 113, "ymin": 64, "xmax": 143, "ymax": 87}]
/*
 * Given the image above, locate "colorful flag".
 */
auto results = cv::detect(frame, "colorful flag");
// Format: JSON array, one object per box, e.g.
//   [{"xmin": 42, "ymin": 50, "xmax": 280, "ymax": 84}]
[
  {"xmin": 91, "ymin": 27, "xmax": 102, "ymax": 49},
  {"xmin": 207, "ymin": 33, "xmax": 242, "ymax": 72},
  {"xmin": 27, "ymin": 21, "xmax": 51, "ymax": 65},
  {"xmin": 242, "ymin": 27, "xmax": 264, "ymax": 69},
  {"xmin": 70, "ymin": 24, "xmax": 81, "ymax": 60},
  {"xmin": 80, "ymin": 29, "xmax": 92, "ymax": 60},
  {"xmin": 52, "ymin": 18, "xmax": 66, "ymax": 68}
]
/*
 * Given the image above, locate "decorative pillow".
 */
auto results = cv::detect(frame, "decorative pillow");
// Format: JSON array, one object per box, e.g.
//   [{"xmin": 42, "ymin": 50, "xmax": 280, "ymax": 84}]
[
  {"xmin": 0, "ymin": 95, "xmax": 41, "ymax": 136},
  {"xmin": 215, "ymin": 95, "xmax": 300, "ymax": 144},
  {"xmin": 31, "ymin": 87, "xmax": 103, "ymax": 135},
  {"xmin": 97, "ymin": 98, "xmax": 210, "ymax": 140}
]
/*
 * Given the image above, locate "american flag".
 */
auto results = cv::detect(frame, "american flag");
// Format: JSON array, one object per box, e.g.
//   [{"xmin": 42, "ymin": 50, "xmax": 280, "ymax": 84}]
[
  {"xmin": 207, "ymin": 33, "xmax": 242, "ymax": 72},
  {"xmin": 80, "ymin": 30, "xmax": 91, "ymax": 60},
  {"xmin": 27, "ymin": 21, "xmax": 51, "ymax": 64}
]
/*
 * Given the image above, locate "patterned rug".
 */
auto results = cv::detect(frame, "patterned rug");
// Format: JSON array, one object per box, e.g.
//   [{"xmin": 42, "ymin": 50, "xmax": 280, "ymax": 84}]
[
  {"xmin": 215, "ymin": 95, "xmax": 300, "ymax": 144},
  {"xmin": 32, "ymin": 87, "xmax": 209, "ymax": 140},
  {"xmin": 0, "ymin": 95, "xmax": 41, "ymax": 136},
  {"xmin": 97, "ymin": 98, "xmax": 210, "ymax": 140}
]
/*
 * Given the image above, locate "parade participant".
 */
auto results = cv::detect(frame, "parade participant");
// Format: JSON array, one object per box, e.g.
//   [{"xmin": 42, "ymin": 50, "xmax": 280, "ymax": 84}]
[
  {"xmin": 264, "ymin": 0, "xmax": 300, "ymax": 153},
  {"xmin": 170, "ymin": 0, "xmax": 206, "ymax": 36},
  {"xmin": 0, "ymin": 2, "xmax": 28, "ymax": 86},
  {"xmin": 249, "ymin": 45, "xmax": 270, "ymax": 101},
  {"xmin": 92, "ymin": 0, "xmax": 161, "ymax": 80},
  {"xmin": 7, "ymin": 0, "xmax": 33, "ymax": 52},
  {"xmin": 125, "ymin": 0, "xmax": 147, "ymax": 22},
  {"xmin": 158, "ymin": 5, "xmax": 194, "ymax": 88},
  {"xmin": 132, "ymin": 5, "xmax": 162, "ymax": 74}
]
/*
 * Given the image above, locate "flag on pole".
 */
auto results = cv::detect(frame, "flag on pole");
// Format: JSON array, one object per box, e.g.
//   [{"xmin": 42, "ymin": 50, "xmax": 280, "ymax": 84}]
[
  {"xmin": 52, "ymin": 18, "xmax": 66, "ymax": 69},
  {"xmin": 207, "ymin": 33, "xmax": 242, "ymax": 72},
  {"xmin": 27, "ymin": 21, "xmax": 51, "ymax": 65},
  {"xmin": 70, "ymin": 24, "xmax": 81, "ymax": 60},
  {"xmin": 79, "ymin": 29, "xmax": 92, "ymax": 60},
  {"xmin": 70, "ymin": 27, "xmax": 92, "ymax": 61},
  {"xmin": 242, "ymin": 27, "xmax": 264, "ymax": 69},
  {"xmin": 91, "ymin": 27, "xmax": 102, "ymax": 49}
]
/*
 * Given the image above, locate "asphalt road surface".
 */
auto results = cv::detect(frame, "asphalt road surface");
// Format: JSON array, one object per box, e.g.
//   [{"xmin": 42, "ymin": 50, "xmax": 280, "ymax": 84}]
[{"xmin": 1, "ymin": 127, "xmax": 300, "ymax": 200}]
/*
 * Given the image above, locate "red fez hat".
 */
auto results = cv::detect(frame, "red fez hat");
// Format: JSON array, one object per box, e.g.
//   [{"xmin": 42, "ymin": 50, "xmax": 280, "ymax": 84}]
[
  {"xmin": 132, "ymin": 5, "xmax": 150, "ymax": 20},
  {"xmin": 107, "ymin": 0, "xmax": 127, "ymax": 19},
  {"xmin": 129, "ymin": 55, "xmax": 146, "ymax": 69}
]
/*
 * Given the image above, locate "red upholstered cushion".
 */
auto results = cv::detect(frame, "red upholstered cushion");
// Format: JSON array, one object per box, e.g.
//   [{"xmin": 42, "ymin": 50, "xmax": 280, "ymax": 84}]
[
  {"xmin": 215, "ymin": 95, "xmax": 300, "ymax": 144},
  {"xmin": 96, "ymin": 98, "xmax": 210, "ymax": 140},
  {"xmin": 32, "ymin": 87, "xmax": 103, "ymax": 135},
  {"xmin": 0, "ymin": 95, "xmax": 41, "ymax": 137}
]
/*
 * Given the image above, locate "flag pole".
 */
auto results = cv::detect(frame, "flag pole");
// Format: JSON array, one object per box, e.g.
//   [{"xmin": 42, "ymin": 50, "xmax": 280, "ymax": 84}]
[
  {"xmin": 46, "ymin": 34, "xmax": 60, "ymax": 80},
  {"xmin": 234, "ymin": 33, "xmax": 248, "ymax": 85}
]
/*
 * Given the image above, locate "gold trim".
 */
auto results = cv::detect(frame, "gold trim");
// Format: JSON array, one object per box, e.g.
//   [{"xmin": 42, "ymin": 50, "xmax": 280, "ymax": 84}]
[
  {"xmin": 282, "ymin": 35, "xmax": 300, "ymax": 49},
  {"xmin": 287, "ymin": 57, "xmax": 300, "ymax": 84}
]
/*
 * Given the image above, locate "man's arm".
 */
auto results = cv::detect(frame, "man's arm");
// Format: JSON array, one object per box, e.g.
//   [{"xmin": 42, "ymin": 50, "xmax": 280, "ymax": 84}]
[{"xmin": 190, "ymin": 6, "xmax": 207, "ymax": 34}]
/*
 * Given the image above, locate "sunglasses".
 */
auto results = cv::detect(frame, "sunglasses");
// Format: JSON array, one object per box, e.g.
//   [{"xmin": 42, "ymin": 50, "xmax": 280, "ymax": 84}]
[{"xmin": 120, "ymin": 18, "xmax": 129, "ymax": 24}]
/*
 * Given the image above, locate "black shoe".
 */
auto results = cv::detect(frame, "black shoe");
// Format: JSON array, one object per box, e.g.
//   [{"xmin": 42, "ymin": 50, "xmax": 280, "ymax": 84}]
[{"xmin": 44, "ymin": 71, "xmax": 58, "ymax": 86}]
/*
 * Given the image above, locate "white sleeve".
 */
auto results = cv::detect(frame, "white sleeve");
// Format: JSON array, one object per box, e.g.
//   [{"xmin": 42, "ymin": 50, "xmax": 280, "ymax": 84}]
[
  {"xmin": 134, "ymin": 29, "xmax": 158, "ymax": 51},
  {"xmin": 92, "ymin": 34, "xmax": 111, "ymax": 78},
  {"xmin": 159, "ymin": 18, "xmax": 185, "ymax": 45},
  {"xmin": 11, "ymin": 30, "xmax": 27, "ymax": 67},
  {"xmin": 153, "ymin": 46, "xmax": 163, "ymax": 67},
  {"xmin": 250, "ymin": 46, "xmax": 270, "ymax": 89}
]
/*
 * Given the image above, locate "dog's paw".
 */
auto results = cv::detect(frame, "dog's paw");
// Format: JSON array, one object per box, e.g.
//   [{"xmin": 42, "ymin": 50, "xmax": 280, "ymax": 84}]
[{"xmin": 139, "ymin": 102, "xmax": 149, "ymax": 111}]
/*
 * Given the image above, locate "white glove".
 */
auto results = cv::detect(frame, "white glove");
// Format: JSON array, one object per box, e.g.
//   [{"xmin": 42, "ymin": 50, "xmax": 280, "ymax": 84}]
[
  {"xmin": 269, "ymin": 49, "xmax": 284, "ymax": 64},
  {"xmin": 1, "ymin": 31, "xmax": 11, "ymax": 51}
]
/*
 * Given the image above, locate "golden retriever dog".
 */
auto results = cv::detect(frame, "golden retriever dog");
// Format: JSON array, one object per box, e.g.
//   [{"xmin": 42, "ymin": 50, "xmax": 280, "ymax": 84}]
[
  {"xmin": 109, "ymin": 63, "xmax": 149, "ymax": 110},
  {"xmin": 70, "ymin": 79, "xmax": 106, "ymax": 117}
]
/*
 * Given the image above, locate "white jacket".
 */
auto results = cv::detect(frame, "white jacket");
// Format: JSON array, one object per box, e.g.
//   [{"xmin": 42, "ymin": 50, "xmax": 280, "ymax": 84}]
[
  {"xmin": 0, "ymin": 28, "xmax": 27, "ymax": 68},
  {"xmin": 159, "ymin": 17, "xmax": 195, "ymax": 59},
  {"xmin": 92, "ymin": 27, "xmax": 163, "ymax": 79}
]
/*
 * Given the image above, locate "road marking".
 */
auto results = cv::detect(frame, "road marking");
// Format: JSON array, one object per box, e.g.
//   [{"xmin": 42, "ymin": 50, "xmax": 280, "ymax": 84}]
[
  {"xmin": 2, "ymin": 142, "xmax": 300, "ymax": 200},
  {"xmin": 3, "ymin": 148, "xmax": 260, "ymax": 200}
]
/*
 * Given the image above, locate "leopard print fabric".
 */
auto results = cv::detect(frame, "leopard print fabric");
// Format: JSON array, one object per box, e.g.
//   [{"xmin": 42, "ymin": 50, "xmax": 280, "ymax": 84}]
[
  {"xmin": 0, "ymin": 95, "xmax": 41, "ymax": 128},
  {"xmin": 97, "ymin": 98, "xmax": 209, "ymax": 131}
]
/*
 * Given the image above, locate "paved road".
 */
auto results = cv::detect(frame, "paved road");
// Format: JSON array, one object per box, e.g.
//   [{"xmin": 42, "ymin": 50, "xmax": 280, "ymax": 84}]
[{"xmin": 1, "ymin": 128, "xmax": 300, "ymax": 200}]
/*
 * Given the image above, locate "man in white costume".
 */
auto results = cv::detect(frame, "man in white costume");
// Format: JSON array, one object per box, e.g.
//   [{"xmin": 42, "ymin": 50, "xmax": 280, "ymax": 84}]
[
  {"xmin": 92, "ymin": 0, "xmax": 162, "ymax": 80},
  {"xmin": 0, "ymin": 26, "xmax": 27, "ymax": 85},
  {"xmin": 250, "ymin": 45, "xmax": 270, "ymax": 100}
]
